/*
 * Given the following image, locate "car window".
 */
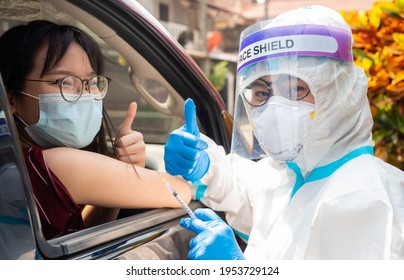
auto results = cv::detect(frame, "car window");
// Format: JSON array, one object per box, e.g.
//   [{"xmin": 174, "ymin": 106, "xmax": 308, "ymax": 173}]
[
  {"xmin": 78, "ymin": 23, "xmax": 186, "ymax": 171},
  {"xmin": 80, "ymin": 23, "xmax": 183, "ymax": 145},
  {"xmin": 100, "ymin": 41, "xmax": 183, "ymax": 145}
]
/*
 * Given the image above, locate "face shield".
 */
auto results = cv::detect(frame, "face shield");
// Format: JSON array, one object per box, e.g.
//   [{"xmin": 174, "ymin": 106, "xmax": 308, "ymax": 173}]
[{"xmin": 230, "ymin": 6, "xmax": 354, "ymax": 162}]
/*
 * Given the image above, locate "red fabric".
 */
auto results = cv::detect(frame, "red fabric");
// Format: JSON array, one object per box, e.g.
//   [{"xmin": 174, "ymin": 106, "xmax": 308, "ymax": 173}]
[{"xmin": 23, "ymin": 147, "xmax": 84, "ymax": 239}]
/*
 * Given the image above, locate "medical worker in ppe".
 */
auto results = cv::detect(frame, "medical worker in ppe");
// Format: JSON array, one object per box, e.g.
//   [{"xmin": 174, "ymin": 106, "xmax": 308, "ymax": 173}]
[{"xmin": 164, "ymin": 5, "xmax": 404, "ymax": 260}]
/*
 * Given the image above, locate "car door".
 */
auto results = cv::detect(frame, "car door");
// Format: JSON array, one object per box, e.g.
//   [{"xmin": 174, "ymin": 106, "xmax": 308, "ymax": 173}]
[
  {"xmin": 0, "ymin": 76, "xmax": 39, "ymax": 260},
  {"xmin": 0, "ymin": 0, "xmax": 231, "ymax": 260}
]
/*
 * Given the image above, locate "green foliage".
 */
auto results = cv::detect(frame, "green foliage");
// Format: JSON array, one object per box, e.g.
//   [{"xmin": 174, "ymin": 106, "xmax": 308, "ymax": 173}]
[
  {"xmin": 208, "ymin": 61, "xmax": 229, "ymax": 92},
  {"xmin": 341, "ymin": 0, "xmax": 404, "ymax": 170}
]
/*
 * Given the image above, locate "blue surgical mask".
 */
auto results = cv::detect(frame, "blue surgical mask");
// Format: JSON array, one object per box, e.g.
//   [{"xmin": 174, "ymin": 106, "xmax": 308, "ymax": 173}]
[{"xmin": 16, "ymin": 92, "xmax": 103, "ymax": 149}]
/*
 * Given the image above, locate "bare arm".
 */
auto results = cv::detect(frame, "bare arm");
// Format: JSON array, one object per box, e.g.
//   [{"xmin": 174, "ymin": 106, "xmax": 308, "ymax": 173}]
[{"xmin": 42, "ymin": 147, "xmax": 191, "ymax": 209}]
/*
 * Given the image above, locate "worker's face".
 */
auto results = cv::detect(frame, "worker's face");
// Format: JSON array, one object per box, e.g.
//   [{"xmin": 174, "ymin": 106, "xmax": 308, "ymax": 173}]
[{"xmin": 244, "ymin": 74, "xmax": 316, "ymax": 162}]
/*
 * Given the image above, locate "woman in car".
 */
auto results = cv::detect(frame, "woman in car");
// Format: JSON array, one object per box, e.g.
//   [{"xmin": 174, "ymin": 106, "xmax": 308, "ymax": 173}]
[{"xmin": 0, "ymin": 20, "xmax": 191, "ymax": 239}]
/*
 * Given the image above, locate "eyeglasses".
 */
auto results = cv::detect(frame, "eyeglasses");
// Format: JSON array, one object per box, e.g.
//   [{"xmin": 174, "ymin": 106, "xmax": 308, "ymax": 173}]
[
  {"xmin": 25, "ymin": 75, "xmax": 111, "ymax": 102},
  {"xmin": 243, "ymin": 74, "xmax": 311, "ymax": 107}
]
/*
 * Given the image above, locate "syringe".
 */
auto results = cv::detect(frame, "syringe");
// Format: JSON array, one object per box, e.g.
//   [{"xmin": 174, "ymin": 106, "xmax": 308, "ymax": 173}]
[{"xmin": 160, "ymin": 175, "xmax": 197, "ymax": 220}]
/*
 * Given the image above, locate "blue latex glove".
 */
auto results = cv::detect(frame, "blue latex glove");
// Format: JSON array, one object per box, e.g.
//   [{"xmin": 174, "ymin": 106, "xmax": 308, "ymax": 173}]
[
  {"xmin": 164, "ymin": 98, "xmax": 210, "ymax": 181},
  {"xmin": 180, "ymin": 208, "xmax": 245, "ymax": 260}
]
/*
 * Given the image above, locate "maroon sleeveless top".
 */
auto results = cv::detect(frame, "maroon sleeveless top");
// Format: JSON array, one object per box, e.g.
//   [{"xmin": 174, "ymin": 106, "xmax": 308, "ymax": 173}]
[{"xmin": 23, "ymin": 147, "xmax": 84, "ymax": 239}]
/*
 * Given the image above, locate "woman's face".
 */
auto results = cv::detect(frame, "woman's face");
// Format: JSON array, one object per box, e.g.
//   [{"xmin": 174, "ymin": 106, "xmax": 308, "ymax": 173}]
[{"xmin": 14, "ymin": 42, "xmax": 95, "ymax": 125}]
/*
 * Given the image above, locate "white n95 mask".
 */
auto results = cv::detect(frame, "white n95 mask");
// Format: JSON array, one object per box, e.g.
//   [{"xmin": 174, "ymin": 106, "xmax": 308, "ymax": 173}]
[
  {"xmin": 16, "ymin": 93, "xmax": 103, "ymax": 149},
  {"xmin": 251, "ymin": 96, "xmax": 314, "ymax": 162}
]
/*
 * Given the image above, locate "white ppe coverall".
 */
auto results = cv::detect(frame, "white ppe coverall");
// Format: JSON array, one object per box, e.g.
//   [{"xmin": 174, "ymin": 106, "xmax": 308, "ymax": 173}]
[{"xmin": 191, "ymin": 6, "xmax": 404, "ymax": 259}]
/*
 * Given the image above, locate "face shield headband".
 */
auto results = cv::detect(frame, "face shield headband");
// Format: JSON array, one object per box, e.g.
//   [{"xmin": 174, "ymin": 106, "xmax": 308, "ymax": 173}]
[{"xmin": 237, "ymin": 24, "xmax": 353, "ymax": 73}]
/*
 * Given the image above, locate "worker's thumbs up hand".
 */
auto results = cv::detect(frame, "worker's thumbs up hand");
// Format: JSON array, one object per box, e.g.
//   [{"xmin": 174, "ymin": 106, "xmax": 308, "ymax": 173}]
[
  {"xmin": 183, "ymin": 97, "xmax": 201, "ymax": 137},
  {"xmin": 115, "ymin": 102, "xmax": 146, "ymax": 167},
  {"xmin": 164, "ymin": 98, "xmax": 210, "ymax": 181},
  {"xmin": 179, "ymin": 208, "xmax": 245, "ymax": 260}
]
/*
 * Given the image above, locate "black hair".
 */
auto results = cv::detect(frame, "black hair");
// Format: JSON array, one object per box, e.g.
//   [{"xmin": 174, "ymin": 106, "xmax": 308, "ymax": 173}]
[{"xmin": 0, "ymin": 20, "xmax": 116, "ymax": 157}]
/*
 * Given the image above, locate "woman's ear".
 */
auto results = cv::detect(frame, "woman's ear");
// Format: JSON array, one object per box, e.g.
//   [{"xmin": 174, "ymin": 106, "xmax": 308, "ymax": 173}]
[{"xmin": 6, "ymin": 89, "xmax": 17, "ymax": 114}]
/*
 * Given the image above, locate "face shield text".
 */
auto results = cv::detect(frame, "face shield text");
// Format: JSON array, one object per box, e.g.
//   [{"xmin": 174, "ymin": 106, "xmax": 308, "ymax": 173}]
[{"xmin": 253, "ymin": 39, "xmax": 294, "ymax": 55}]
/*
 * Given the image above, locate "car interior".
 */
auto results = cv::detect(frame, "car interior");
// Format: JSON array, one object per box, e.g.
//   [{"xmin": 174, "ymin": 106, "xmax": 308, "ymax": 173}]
[{"xmin": 0, "ymin": 0, "xmax": 216, "ymax": 259}]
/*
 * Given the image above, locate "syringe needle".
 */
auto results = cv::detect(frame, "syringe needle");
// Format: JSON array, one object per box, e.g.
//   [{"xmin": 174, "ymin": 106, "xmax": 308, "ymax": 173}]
[{"xmin": 160, "ymin": 176, "xmax": 197, "ymax": 220}]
